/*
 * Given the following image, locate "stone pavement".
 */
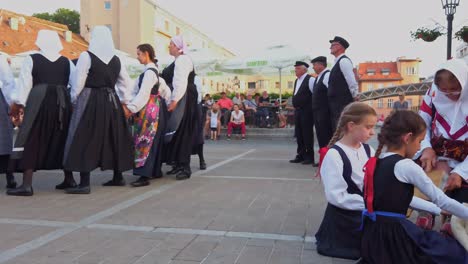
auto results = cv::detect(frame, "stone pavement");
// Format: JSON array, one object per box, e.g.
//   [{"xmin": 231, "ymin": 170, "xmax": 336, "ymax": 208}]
[{"xmin": 0, "ymin": 138, "xmax": 362, "ymax": 264}]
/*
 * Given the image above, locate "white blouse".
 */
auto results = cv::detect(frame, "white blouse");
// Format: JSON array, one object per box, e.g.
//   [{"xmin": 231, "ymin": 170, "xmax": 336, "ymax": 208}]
[
  {"xmin": 0, "ymin": 55, "xmax": 16, "ymax": 105},
  {"xmin": 383, "ymin": 152, "xmax": 468, "ymax": 219},
  {"xmin": 70, "ymin": 51, "xmax": 133, "ymax": 103},
  {"xmin": 14, "ymin": 54, "xmax": 74, "ymax": 106},
  {"xmin": 171, "ymin": 55, "xmax": 194, "ymax": 103},
  {"xmin": 126, "ymin": 63, "xmax": 171, "ymax": 114}
]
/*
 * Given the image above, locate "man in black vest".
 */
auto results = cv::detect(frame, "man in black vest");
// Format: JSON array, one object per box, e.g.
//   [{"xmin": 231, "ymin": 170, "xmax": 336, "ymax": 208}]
[
  {"xmin": 311, "ymin": 56, "xmax": 333, "ymax": 149},
  {"xmin": 328, "ymin": 36, "xmax": 359, "ymax": 132},
  {"xmin": 289, "ymin": 61, "xmax": 317, "ymax": 166}
]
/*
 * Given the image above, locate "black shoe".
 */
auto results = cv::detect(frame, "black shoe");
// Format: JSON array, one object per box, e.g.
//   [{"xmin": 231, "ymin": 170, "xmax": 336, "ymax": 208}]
[
  {"xmin": 289, "ymin": 157, "xmax": 304, "ymax": 163},
  {"xmin": 200, "ymin": 162, "xmax": 207, "ymax": 170},
  {"xmin": 6, "ymin": 186, "xmax": 33, "ymax": 196},
  {"xmin": 301, "ymin": 160, "xmax": 314, "ymax": 165},
  {"xmin": 55, "ymin": 181, "xmax": 77, "ymax": 190},
  {"xmin": 131, "ymin": 177, "xmax": 150, "ymax": 187},
  {"xmin": 6, "ymin": 180, "xmax": 17, "ymax": 189},
  {"xmin": 176, "ymin": 169, "xmax": 191, "ymax": 180},
  {"xmin": 102, "ymin": 179, "xmax": 126, "ymax": 186},
  {"xmin": 167, "ymin": 166, "xmax": 182, "ymax": 175},
  {"xmin": 65, "ymin": 185, "xmax": 90, "ymax": 194}
]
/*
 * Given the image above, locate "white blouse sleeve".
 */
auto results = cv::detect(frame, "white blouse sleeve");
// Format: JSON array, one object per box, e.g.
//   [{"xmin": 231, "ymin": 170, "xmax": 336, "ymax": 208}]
[
  {"xmin": 14, "ymin": 56, "xmax": 33, "ymax": 106},
  {"xmin": 452, "ymin": 159, "xmax": 468, "ymax": 181},
  {"xmin": 171, "ymin": 55, "xmax": 193, "ymax": 103},
  {"xmin": 322, "ymin": 71, "xmax": 330, "ymax": 88},
  {"xmin": 395, "ymin": 159, "xmax": 468, "ymax": 219},
  {"xmin": 126, "ymin": 69, "xmax": 158, "ymax": 114},
  {"xmin": 195, "ymin": 75, "xmax": 202, "ymax": 104},
  {"xmin": 67, "ymin": 60, "xmax": 75, "ymax": 88},
  {"xmin": 418, "ymin": 87, "xmax": 435, "ymax": 152},
  {"xmin": 114, "ymin": 62, "xmax": 133, "ymax": 104},
  {"xmin": 71, "ymin": 52, "xmax": 91, "ymax": 103},
  {"xmin": 158, "ymin": 78, "xmax": 172, "ymax": 105},
  {"xmin": 320, "ymin": 149, "xmax": 365, "ymax": 211},
  {"xmin": 0, "ymin": 56, "xmax": 16, "ymax": 105},
  {"xmin": 409, "ymin": 196, "xmax": 441, "ymax": 215}
]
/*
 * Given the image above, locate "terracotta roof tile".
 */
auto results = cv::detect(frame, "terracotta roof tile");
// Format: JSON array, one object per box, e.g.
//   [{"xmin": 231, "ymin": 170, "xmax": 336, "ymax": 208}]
[
  {"xmin": 0, "ymin": 9, "xmax": 88, "ymax": 59},
  {"xmin": 357, "ymin": 61, "xmax": 403, "ymax": 82}
]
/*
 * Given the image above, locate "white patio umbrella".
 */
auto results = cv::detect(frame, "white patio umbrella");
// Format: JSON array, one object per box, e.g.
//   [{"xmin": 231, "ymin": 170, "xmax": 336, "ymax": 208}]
[
  {"xmin": 216, "ymin": 44, "xmax": 311, "ymax": 104},
  {"xmin": 158, "ymin": 48, "xmax": 223, "ymax": 75}
]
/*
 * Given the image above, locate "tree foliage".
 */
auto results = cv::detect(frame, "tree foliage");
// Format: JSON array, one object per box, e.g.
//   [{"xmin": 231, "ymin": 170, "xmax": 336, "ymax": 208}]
[{"xmin": 32, "ymin": 8, "xmax": 80, "ymax": 34}]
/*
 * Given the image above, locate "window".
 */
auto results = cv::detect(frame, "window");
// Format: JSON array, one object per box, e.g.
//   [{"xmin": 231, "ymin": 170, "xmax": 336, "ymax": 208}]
[
  {"xmin": 381, "ymin": 68, "xmax": 390, "ymax": 76},
  {"xmin": 377, "ymin": 99, "xmax": 383, "ymax": 109},
  {"xmin": 288, "ymin": 81, "xmax": 293, "ymax": 89},
  {"xmin": 367, "ymin": 83, "xmax": 374, "ymax": 90},
  {"xmin": 406, "ymin": 67, "xmax": 417, "ymax": 75},
  {"xmin": 176, "ymin": 27, "xmax": 180, "ymax": 35},
  {"xmin": 378, "ymin": 83, "xmax": 384, "ymax": 89},
  {"xmin": 367, "ymin": 69, "xmax": 376, "ymax": 76},
  {"xmin": 248, "ymin": 82, "xmax": 256, "ymax": 89},
  {"xmin": 367, "ymin": 101, "xmax": 373, "ymax": 106},
  {"xmin": 387, "ymin": 99, "xmax": 394, "ymax": 108},
  {"xmin": 105, "ymin": 24, "xmax": 112, "ymax": 32},
  {"xmin": 104, "ymin": 1, "xmax": 111, "ymax": 10},
  {"xmin": 164, "ymin": 20, "xmax": 169, "ymax": 32},
  {"xmin": 407, "ymin": 99, "xmax": 412, "ymax": 108},
  {"xmin": 275, "ymin": 82, "xmax": 280, "ymax": 89}
]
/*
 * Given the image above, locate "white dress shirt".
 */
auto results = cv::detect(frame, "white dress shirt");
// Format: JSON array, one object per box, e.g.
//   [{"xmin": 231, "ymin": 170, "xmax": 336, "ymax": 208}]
[
  {"xmin": 14, "ymin": 53, "xmax": 75, "ymax": 106},
  {"xmin": 382, "ymin": 152, "xmax": 468, "ymax": 219},
  {"xmin": 126, "ymin": 63, "xmax": 172, "ymax": 114},
  {"xmin": 171, "ymin": 55, "xmax": 194, "ymax": 103},
  {"xmin": 334, "ymin": 54, "xmax": 358, "ymax": 97},
  {"xmin": 71, "ymin": 51, "xmax": 133, "ymax": 104},
  {"xmin": 294, "ymin": 73, "xmax": 315, "ymax": 95}
]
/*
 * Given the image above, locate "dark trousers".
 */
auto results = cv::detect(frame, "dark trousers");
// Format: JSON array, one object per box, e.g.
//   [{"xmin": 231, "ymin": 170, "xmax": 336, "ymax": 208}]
[
  {"xmin": 294, "ymin": 107, "xmax": 315, "ymax": 162},
  {"xmin": 329, "ymin": 98, "xmax": 353, "ymax": 133},
  {"xmin": 313, "ymin": 108, "xmax": 333, "ymax": 148}
]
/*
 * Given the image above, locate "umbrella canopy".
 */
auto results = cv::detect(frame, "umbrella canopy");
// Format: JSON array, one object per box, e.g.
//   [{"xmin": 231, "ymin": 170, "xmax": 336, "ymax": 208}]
[
  {"xmin": 158, "ymin": 48, "xmax": 222, "ymax": 75},
  {"xmin": 216, "ymin": 44, "xmax": 311, "ymax": 74}
]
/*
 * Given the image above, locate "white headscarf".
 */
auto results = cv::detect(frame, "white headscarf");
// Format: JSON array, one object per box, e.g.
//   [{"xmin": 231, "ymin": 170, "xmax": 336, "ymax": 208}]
[
  {"xmin": 88, "ymin": 26, "xmax": 116, "ymax": 64},
  {"xmin": 171, "ymin": 35, "xmax": 188, "ymax": 55},
  {"xmin": 35, "ymin": 30, "xmax": 63, "ymax": 61},
  {"xmin": 432, "ymin": 59, "xmax": 468, "ymax": 134}
]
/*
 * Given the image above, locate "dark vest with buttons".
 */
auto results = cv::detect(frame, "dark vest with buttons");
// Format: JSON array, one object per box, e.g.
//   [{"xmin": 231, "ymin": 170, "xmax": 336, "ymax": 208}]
[
  {"xmin": 328, "ymin": 55, "xmax": 353, "ymax": 104},
  {"xmin": 292, "ymin": 74, "xmax": 312, "ymax": 109},
  {"xmin": 312, "ymin": 70, "xmax": 330, "ymax": 111}
]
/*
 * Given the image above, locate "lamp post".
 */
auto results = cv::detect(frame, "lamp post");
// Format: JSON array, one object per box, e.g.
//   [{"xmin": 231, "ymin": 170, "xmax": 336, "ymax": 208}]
[{"xmin": 441, "ymin": 0, "xmax": 460, "ymax": 59}]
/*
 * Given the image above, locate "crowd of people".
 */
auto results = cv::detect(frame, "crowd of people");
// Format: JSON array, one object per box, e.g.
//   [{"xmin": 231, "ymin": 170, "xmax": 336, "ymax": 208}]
[{"xmin": 0, "ymin": 27, "xmax": 207, "ymax": 195}]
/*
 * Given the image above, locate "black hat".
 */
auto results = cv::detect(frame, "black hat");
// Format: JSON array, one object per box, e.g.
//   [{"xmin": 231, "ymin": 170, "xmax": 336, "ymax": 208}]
[
  {"xmin": 294, "ymin": 61, "xmax": 309, "ymax": 68},
  {"xmin": 311, "ymin": 56, "xmax": 327, "ymax": 64},
  {"xmin": 329, "ymin": 36, "xmax": 350, "ymax": 49}
]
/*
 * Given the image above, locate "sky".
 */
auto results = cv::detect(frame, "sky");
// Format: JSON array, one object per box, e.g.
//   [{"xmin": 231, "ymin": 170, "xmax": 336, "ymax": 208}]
[{"xmin": 1, "ymin": 0, "xmax": 467, "ymax": 77}]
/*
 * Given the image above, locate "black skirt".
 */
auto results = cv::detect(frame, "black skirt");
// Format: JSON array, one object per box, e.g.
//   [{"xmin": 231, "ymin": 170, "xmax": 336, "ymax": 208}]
[
  {"xmin": 18, "ymin": 86, "xmax": 72, "ymax": 171},
  {"xmin": 191, "ymin": 102, "xmax": 204, "ymax": 154},
  {"xmin": 165, "ymin": 85, "xmax": 198, "ymax": 165},
  {"xmin": 315, "ymin": 203, "xmax": 362, "ymax": 260},
  {"xmin": 133, "ymin": 102, "xmax": 167, "ymax": 178},
  {"xmin": 64, "ymin": 87, "xmax": 133, "ymax": 173},
  {"xmin": 361, "ymin": 215, "xmax": 468, "ymax": 264},
  {"xmin": 0, "ymin": 155, "xmax": 8, "ymax": 173}
]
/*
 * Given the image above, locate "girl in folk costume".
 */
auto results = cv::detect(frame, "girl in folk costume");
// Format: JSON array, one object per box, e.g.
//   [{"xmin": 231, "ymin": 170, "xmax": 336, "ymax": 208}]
[
  {"xmin": 0, "ymin": 54, "xmax": 16, "ymax": 189},
  {"xmin": 7, "ymin": 30, "xmax": 75, "ymax": 196},
  {"xmin": 361, "ymin": 110, "xmax": 468, "ymax": 264},
  {"xmin": 63, "ymin": 26, "xmax": 134, "ymax": 194},
  {"xmin": 417, "ymin": 59, "xmax": 468, "ymax": 228},
  {"xmin": 315, "ymin": 102, "xmax": 377, "ymax": 260},
  {"xmin": 160, "ymin": 35, "xmax": 198, "ymax": 180},
  {"xmin": 192, "ymin": 75, "xmax": 207, "ymax": 170},
  {"xmin": 124, "ymin": 44, "xmax": 171, "ymax": 188}
]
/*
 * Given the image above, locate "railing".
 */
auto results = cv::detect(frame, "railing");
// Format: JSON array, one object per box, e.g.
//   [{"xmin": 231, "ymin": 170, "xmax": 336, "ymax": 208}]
[{"xmin": 359, "ymin": 82, "xmax": 432, "ymax": 101}]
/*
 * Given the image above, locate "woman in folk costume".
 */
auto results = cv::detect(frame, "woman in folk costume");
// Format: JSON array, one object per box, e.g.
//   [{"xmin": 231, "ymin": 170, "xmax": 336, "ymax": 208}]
[
  {"xmin": 0, "ymin": 54, "xmax": 16, "ymax": 189},
  {"xmin": 192, "ymin": 75, "xmax": 207, "ymax": 170},
  {"xmin": 124, "ymin": 44, "xmax": 171, "ymax": 187},
  {"xmin": 7, "ymin": 30, "xmax": 75, "ymax": 196},
  {"xmin": 63, "ymin": 26, "xmax": 134, "ymax": 194},
  {"xmin": 417, "ymin": 59, "xmax": 468, "ymax": 229},
  {"xmin": 160, "ymin": 35, "xmax": 198, "ymax": 180}
]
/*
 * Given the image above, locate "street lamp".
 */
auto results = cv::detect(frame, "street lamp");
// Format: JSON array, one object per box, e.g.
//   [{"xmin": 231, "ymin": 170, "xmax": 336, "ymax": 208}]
[{"xmin": 441, "ymin": 0, "xmax": 461, "ymax": 59}]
